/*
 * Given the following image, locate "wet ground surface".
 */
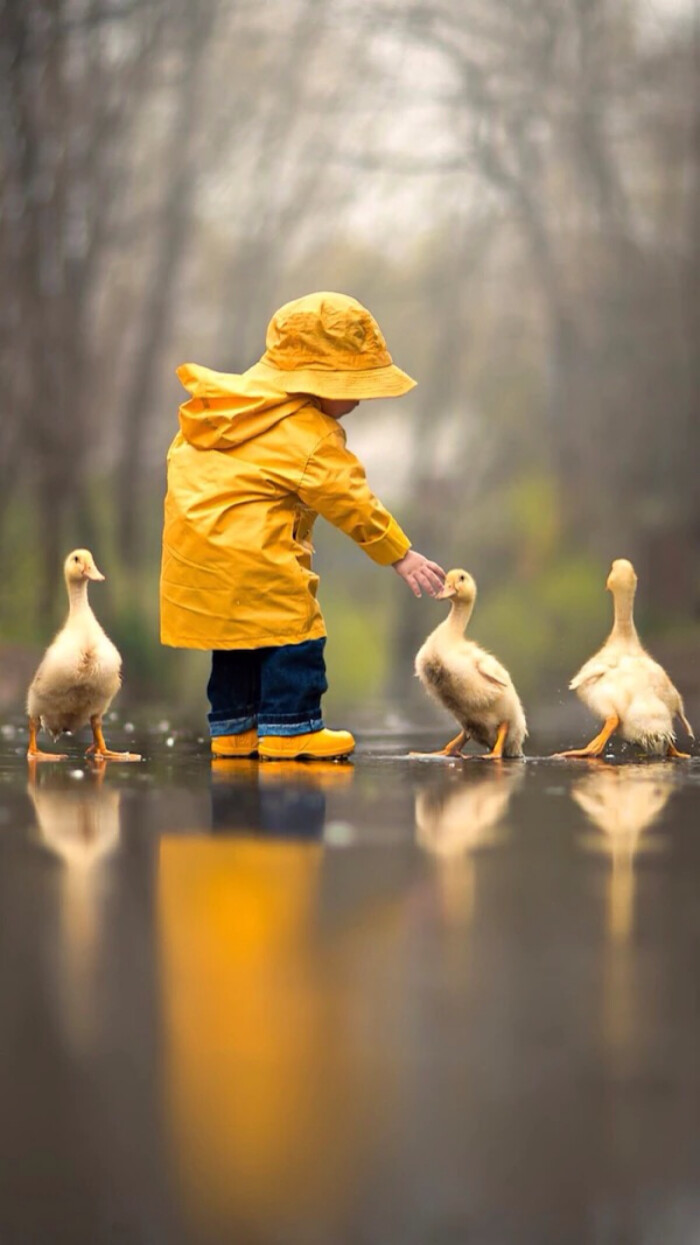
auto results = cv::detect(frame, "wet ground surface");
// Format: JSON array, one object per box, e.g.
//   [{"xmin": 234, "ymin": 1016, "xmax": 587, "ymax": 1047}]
[{"xmin": 1, "ymin": 718, "xmax": 700, "ymax": 1245}]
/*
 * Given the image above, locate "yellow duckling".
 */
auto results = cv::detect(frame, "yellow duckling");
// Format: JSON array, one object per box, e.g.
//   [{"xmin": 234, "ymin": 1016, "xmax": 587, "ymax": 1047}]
[
  {"xmin": 556, "ymin": 558, "xmax": 694, "ymax": 759},
  {"xmin": 414, "ymin": 568, "xmax": 528, "ymax": 759},
  {"xmin": 26, "ymin": 549, "xmax": 141, "ymax": 762}
]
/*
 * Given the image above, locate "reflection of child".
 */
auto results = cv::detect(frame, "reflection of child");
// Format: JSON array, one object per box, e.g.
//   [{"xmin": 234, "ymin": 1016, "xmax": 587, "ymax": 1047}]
[{"xmin": 160, "ymin": 291, "xmax": 445, "ymax": 760}]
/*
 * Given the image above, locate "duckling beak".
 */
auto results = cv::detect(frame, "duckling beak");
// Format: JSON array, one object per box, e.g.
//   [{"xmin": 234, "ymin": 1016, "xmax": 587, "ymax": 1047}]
[
  {"xmin": 85, "ymin": 565, "xmax": 105, "ymax": 582},
  {"xmin": 436, "ymin": 586, "xmax": 456, "ymax": 600}
]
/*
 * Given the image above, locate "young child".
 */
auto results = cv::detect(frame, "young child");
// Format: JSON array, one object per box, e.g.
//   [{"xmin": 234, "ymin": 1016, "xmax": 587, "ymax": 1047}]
[{"xmin": 160, "ymin": 291, "xmax": 445, "ymax": 760}]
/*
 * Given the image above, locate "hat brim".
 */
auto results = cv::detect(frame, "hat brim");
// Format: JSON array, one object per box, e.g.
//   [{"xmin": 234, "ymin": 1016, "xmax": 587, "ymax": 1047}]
[{"xmin": 248, "ymin": 359, "xmax": 416, "ymax": 400}]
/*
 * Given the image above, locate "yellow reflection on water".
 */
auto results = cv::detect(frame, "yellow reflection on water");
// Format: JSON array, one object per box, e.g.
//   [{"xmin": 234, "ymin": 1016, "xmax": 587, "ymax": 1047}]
[
  {"xmin": 27, "ymin": 761, "xmax": 120, "ymax": 1053},
  {"xmin": 158, "ymin": 827, "xmax": 381, "ymax": 1238},
  {"xmin": 415, "ymin": 767, "xmax": 523, "ymax": 924}
]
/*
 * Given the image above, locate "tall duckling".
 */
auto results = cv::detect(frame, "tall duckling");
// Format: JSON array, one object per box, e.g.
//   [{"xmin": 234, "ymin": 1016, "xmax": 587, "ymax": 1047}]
[
  {"xmin": 415, "ymin": 569, "xmax": 527, "ymax": 759},
  {"xmin": 27, "ymin": 549, "xmax": 141, "ymax": 762},
  {"xmin": 555, "ymin": 558, "xmax": 694, "ymax": 760}
]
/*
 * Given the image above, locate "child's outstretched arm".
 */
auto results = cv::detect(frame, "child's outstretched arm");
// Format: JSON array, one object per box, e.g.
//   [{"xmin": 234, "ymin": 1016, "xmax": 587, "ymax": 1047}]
[
  {"xmin": 392, "ymin": 549, "xmax": 445, "ymax": 598},
  {"xmin": 296, "ymin": 429, "xmax": 446, "ymax": 595}
]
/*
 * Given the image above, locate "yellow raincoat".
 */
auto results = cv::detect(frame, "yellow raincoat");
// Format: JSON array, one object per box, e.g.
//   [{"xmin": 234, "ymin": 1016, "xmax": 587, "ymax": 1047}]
[{"xmin": 160, "ymin": 364, "xmax": 411, "ymax": 649}]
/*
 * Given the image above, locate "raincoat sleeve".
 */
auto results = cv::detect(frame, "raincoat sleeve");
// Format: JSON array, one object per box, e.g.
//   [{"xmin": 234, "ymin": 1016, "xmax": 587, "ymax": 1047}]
[{"xmin": 297, "ymin": 430, "xmax": 411, "ymax": 565}]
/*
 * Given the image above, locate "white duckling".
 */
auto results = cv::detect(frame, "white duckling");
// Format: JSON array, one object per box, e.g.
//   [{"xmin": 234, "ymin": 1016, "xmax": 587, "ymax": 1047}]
[
  {"xmin": 414, "ymin": 568, "xmax": 528, "ymax": 759},
  {"xmin": 555, "ymin": 558, "xmax": 694, "ymax": 760},
  {"xmin": 26, "ymin": 549, "xmax": 141, "ymax": 762}
]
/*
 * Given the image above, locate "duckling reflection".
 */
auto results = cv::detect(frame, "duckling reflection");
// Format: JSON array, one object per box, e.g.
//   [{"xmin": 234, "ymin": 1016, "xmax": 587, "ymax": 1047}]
[
  {"xmin": 27, "ymin": 760, "xmax": 120, "ymax": 1052},
  {"xmin": 573, "ymin": 763, "xmax": 674, "ymax": 942},
  {"xmin": 573, "ymin": 763, "xmax": 676, "ymax": 1063},
  {"xmin": 210, "ymin": 758, "xmax": 354, "ymax": 839},
  {"xmin": 415, "ymin": 766, "xmax": 523, "ymax": 923}
]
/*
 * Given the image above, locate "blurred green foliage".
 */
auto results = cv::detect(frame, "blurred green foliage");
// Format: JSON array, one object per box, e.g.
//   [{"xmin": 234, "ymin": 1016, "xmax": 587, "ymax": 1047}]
[
  {"xmin": 0, "ymin": 499, "xmax": 43, "ymax": 643},
  {"xmin": 322, "ymin": 589, "xmax": 392, "ymax": 704}
]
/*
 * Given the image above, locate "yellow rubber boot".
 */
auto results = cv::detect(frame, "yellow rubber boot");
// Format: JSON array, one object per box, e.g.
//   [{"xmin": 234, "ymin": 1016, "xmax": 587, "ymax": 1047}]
[
  {"xmin": 258, "ymin": 728, "xmax": 355, "ymax": 761},
  {"xmin": 210, "ymin": 728, "xmax": 259, "ymax": 758},
  {"xmin": 258, "ymin": 760, "xmax": 355, "ymax": 788}
]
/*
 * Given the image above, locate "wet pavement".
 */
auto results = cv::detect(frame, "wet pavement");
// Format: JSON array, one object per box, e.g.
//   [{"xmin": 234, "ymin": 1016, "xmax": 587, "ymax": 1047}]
[{"xmin": 1, "ymin": 720, "xmax": 700, "ymax": 1244}]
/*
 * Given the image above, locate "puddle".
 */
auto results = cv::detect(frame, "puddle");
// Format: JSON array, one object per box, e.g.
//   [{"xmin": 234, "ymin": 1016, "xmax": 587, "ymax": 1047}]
[{"xmin": 0, "ymin": 723, "xmax": 699, "ymax": 1243}]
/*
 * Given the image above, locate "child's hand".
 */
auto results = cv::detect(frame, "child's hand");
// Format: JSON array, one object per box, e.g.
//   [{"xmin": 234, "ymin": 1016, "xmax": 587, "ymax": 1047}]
[{"xmin": 392, "ymin": 550, "xmax": 446, "ymax": 598}]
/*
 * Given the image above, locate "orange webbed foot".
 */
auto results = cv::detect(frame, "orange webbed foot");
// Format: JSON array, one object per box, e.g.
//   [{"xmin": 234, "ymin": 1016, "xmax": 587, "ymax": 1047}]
[
  {"xmin": 410, "ymin": 729, "xmax": 468, "ymax": 758},
  {"xmin": 27, "ymin": 718, "xmax": 67, "ymax": 762},
  {"xmin": 472, "ymin": 721, "xmax": 508, "ymax": 761},
  {"xmin": 552, "ymin": 747, "xmax": 607, "ymax": 760},
  {"xmin": 87, "ymin": 716, "xmax": 141, "ymax": 762},
  {"xmin": 667, "ymin": 743, "xmax": 691, "ymax": 760},
  {"xmin": 85, "ymin": 743, "xmax": 142, "ymax": 763},
  {"xmin": 551, "ymin": 715, "xmax": 619, "ymax": 760}
]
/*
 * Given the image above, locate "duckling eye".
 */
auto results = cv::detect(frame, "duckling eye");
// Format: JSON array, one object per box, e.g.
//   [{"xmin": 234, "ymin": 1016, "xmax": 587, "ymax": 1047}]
[{"xmin": 72, "ymin": 555, "xmax": 79, "ymax": 563}]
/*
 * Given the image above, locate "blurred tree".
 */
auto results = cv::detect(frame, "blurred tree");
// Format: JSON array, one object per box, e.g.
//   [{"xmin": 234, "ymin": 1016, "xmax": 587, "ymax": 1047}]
[
  {"xmin": 327, "ymin": 0, "xmax": 700, "ymax": 674},
  {"xmin": 1, "ymin": 0, "xmax": 698, "ymax": 715},
  {"xmin": 0, "ymin": 0, "xmax": 172, "ymax": 615},
  {"xmin": 115, "ymin": 0, "xmax": 218, "ymax": 563}
]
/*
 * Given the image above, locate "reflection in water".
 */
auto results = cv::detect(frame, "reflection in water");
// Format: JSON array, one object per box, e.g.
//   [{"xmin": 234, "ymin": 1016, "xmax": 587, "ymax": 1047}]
[
  {"xmin": 573, "ymin": 764, "xmax": 674, "ymax": 942},
  {"xmin": 27, "ymin": 761, "xmax": 120, "ymax": 1054},
  {"xmin": 210, "ymin": 757, "xmax": 354, "ymax": 838},
  {"xmin": 573, "ymin": 763, "xmax": 676, "ymax": 1062},
  {"xmin": 160, "ymin": 758, "xmax": 382, "ymax": 1242},
  {"xmin": 415, "ymin": 767, "xmax": 523, "ymax": 923}
]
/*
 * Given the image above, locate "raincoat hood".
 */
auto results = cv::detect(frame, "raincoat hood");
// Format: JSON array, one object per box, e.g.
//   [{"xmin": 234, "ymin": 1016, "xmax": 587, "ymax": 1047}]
[{"xmin": 176, "ymin": 362, "xmax": 312, "ymax": 450}]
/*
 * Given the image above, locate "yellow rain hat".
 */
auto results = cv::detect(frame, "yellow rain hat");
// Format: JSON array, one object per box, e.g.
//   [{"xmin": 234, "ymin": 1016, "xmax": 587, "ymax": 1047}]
[{"xmin": 248, "ymin": 291, "xmax": 417, "ymax": 400}]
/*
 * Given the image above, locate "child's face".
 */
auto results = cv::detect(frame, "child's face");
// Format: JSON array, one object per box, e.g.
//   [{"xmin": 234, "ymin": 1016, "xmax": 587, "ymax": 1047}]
[{"xmin": 317, "ymin": 398, "xmax": 360, "ymax": 419}]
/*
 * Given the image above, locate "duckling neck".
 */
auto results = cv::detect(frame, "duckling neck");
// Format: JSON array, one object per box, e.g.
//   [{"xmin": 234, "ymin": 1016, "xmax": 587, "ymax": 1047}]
[
  {"xmin": 445, "ymin": 599, "xmax": 474, "ymax": 638},
  {"xmin": 67, "ymin": 579, "xmax": 92, "ymax": 617},
  {"xmin": 610, "ymin": 587, "xmax": 638, "ymax": 642}
]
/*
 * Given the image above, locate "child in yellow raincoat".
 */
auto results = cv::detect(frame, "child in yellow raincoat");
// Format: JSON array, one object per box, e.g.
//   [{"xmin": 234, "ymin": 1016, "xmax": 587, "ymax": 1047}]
[{"xmin": 160, "ymin": 291, "xmax": 445, "ymax": 760}]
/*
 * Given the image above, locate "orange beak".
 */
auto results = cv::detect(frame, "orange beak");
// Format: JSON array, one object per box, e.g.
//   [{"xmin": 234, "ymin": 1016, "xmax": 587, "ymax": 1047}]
[{"xmin": 436, "ymin": 585, "xmax": 456, "ymax": 600}]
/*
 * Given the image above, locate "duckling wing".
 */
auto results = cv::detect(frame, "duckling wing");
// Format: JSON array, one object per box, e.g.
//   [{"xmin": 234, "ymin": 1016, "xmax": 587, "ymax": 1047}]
[
  {"xmin": 27, "ymin": 643, "xmax": 75, "ymax": 703},
  {"xmin": 27, "ymin": 628, "xmax": 121, "ymax": 714},
  {"xmin": 476, "ymin": 655, "xmax": 510, "ymax": 690},
  {"xmin": 27, "ymin": 656, "xmax": 89, "ymax": 726},
  {"xmin": 570, "ymin": 653, "xmax": 616, "ymax": 691},
  {"xmin": 661, "ymin": 675, "xmax": 692, "ymax": 737},
  {"xmin": 637, "ymin": 656, "xmax": 695, "ymax": 738},
  {"xmin": 420, "ymin": 646, "xmax": 503, "ymax": 716}
]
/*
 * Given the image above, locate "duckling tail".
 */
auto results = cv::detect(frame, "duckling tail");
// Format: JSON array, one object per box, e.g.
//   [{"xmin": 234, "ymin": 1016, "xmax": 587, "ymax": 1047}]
[
  {"xmin": 624, "ymin": 698, "xmax": 674, "ymax": 755},
  {"xmin": 638, "ymin": 731, "xmax": 675, "ymax": 756}
]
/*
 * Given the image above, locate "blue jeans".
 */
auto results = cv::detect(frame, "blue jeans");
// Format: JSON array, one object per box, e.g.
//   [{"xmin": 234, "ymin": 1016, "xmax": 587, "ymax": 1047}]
[
  {"xmin": 210, "ymin": 771, "xmax": 325, "ymax": 838},
  {"xmin": 207, "ymin": 639, "xmax": 328, "ymax": 738}
]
